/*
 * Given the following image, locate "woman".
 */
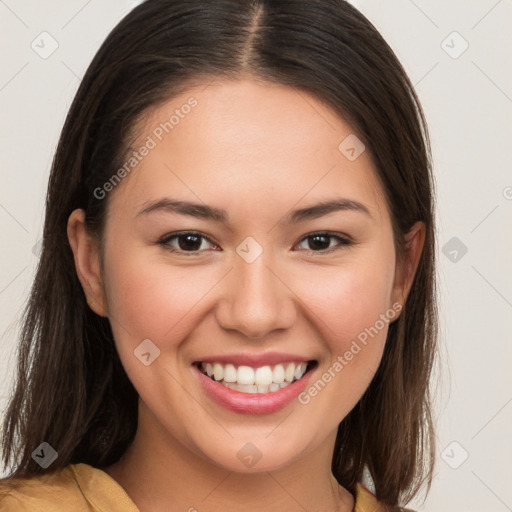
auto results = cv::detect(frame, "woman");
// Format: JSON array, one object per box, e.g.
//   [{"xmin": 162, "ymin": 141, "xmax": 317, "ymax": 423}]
[{"xmin": 0, "ymin": 1, "xmax": 438, "ymax": 510}]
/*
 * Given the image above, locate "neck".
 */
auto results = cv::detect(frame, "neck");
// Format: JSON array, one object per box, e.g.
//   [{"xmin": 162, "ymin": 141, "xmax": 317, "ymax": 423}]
[{"xmin": 103, "ymin": 402, "xmax": 354, "ymax": 512}]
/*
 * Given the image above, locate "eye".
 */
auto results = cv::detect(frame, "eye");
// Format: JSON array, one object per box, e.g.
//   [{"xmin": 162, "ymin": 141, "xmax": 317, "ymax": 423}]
[
  {"xmin": 158, "ymin": 231, "xmax": 217, "ymax": 255},
  {"xmin": 158, "ymin": 230, "xmax": 352, "ymax": 256},
  {"xmin": 295, "ymin": 232, "xmax": 352, "ymax": 253}
]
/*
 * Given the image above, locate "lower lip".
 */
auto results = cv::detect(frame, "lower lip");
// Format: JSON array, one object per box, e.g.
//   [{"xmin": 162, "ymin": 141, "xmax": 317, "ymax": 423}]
[{"xmin": 194, "ymin": 365, "xmax": 314, "ymax": 415}]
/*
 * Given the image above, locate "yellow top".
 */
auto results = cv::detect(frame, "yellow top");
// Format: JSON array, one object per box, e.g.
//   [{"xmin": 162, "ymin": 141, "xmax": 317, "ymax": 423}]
[{"xmin": 0, "ymin": 463, "xmax": 390, "ymax": 511}]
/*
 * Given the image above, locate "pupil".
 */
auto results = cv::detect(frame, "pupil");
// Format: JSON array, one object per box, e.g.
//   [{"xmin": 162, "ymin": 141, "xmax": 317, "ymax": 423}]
[
  {"xmin": 309, "ymin": 235, "xmax": 329, "ymax": 250},
  {"xmin": 177, "ymin": 235, "xmax": 331, "ymax": 251},
  {"xmin": 179, "ymin": 234, "xmax": 201, "ymax": 251}
]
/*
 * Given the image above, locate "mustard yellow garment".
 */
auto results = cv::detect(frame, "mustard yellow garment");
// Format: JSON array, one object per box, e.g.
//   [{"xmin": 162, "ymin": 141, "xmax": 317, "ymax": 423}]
[{"xmin": 0, "ymin": 463, "xmax": 389, "ymax": 511}]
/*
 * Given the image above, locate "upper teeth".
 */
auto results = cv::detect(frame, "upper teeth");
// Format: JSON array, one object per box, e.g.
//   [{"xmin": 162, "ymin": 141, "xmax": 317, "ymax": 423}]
[{"xmin": 200, "ymin": 361, "xmax": 308, "ymax": 388}]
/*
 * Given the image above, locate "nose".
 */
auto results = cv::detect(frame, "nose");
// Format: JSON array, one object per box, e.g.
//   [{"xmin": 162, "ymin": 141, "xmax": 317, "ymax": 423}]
[{"xmin": 215, "ymin": 252, "xmax": 297, "ymax": 340}]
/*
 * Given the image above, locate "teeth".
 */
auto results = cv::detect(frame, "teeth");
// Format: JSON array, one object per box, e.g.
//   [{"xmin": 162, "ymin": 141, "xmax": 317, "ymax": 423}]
[
  {"xmin": 284, "ymin": 363, "xmax": 295, "ymax": 382},
  {"xmin": 227, "ymin": 383, "xmax": 258, "ymax": 393},
  {"xmin": 213, "ymin": 363, "xmax": 224, "ymax": 381},
  {"xmin": 223, "ymin": 363, "xmax": 237, "ymax": 383},
  {"xmin": 272, "ymin": 364, "xmax": 285, "ymax": 383},
  {"xmin": 199, "ymin": 360, "xmax": 310, "ymax": 393},
  {"xmin": 231, "ymin": 382, "xmax": 291, "ymax": 393},
  {"xmin": 255, "ymin": 366, "xmax": 273, "ymax": 386},
  {"xmin": 294, "ymin": 362, "xmax": 307, "ymax": 380},
  {"xmin": 237, "ymin": 366, "xmax": 255, "ymax": 385}
]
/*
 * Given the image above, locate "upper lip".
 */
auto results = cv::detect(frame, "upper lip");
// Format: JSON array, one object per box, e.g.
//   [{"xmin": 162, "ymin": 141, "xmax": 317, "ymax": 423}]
[{"xmin": 193, "ymin": 352, "xmax": 315, "ymax": 367}]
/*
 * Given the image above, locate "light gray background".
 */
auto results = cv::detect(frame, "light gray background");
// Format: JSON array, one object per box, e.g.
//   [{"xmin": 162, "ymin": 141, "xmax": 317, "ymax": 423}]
[{"xmin": 1, "ymin": 1, "xmax": 511, "ymax": 510}]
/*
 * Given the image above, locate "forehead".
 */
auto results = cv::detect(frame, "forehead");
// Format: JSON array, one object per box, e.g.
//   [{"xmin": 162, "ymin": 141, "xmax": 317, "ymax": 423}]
[{"xmin": 112, "ymin": 78, "xmax": 389, "ymax": 224}]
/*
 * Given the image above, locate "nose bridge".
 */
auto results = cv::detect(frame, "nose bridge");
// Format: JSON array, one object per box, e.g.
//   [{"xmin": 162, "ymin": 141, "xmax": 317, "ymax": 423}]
[{"xmin": 216, "ymin": 247, "xmax": 296, "ymax": 339}]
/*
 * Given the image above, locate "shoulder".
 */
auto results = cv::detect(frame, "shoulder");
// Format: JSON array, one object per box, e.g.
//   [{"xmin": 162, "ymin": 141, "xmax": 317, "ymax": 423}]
[
  {"xmin": 0, "ymin": 463, "xmax": 138, "ymax": 512},
  {"xmin": 353, "ymin": 483, "xmax": 417, "ymax": 512},
  {"xmin": 0, "ymin": 464, "xmax": 88, "ymax": 511}
]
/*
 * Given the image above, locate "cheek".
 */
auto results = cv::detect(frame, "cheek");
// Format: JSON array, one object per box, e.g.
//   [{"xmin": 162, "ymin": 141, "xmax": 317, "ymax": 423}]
[
  {"xmin": 103, "ymin": 251, "xmax": 217, "ymax": 344},
  {"xmin": 291, "ymin": 258, "xmax": 397, "ymax": 415},
  {"xmin": 292, "ymin": 253, "xmax": 396, "ymax": 361},
  {"xmin": 101, "ymin": 254, "xmax": 223, "ymax": 404}
]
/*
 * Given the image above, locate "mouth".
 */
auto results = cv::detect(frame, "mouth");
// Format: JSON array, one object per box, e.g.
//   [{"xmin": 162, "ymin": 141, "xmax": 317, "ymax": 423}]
[{"xmin": 194, "ymin": 360, "xmax": 317, "ymax": 394}]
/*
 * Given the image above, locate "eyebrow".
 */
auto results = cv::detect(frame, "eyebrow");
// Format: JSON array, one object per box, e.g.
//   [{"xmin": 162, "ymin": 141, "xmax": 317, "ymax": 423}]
[{"xmin": 136, "ymin": 197, "xmax": 372, "ymax": 225}]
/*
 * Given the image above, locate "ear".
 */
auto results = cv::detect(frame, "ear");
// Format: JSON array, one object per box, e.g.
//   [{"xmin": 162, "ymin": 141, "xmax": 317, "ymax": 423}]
[
  {"xmin": 391, "ymin": 221, "xmax": 426, "ymax": 310},
  {"xmin": 67, "ymin": 209, "xmax": 108, "ymax": 317}
]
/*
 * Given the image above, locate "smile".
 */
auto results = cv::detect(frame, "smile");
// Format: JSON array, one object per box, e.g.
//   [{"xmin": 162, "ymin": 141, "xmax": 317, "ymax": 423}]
[{"xmin": 197, "ymin": 361, "xmax": 313, "ymax": 394}]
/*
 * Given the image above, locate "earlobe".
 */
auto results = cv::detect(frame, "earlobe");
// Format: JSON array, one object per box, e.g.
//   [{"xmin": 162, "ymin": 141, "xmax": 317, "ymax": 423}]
[
  {"xmin": 67, "ymin": 209, "xmax": 108, "ymax": 317},
  {"xmin": 391, "ymin": 221, "xmax": 426, "ymax": 309}
]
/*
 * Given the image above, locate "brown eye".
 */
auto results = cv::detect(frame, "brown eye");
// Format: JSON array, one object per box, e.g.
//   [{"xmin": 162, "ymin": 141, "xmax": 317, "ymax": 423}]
[
  {"xmin": 159, "ymin": 232, "xmax": 216, "ymax": 254},
  {"xmin": 296, "ymin": 232, "xmax": 351, "ymax": 253}
]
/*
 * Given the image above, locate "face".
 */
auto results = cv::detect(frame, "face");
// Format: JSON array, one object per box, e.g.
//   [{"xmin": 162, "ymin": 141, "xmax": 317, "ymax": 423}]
[{"xmin": 69, "ymin": 78, "xmax": 422, "ymax": 474}]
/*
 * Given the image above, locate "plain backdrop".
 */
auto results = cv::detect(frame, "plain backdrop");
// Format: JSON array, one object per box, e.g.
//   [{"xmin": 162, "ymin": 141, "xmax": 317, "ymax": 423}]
[{"xmin": 1, "ymin": 1, "xmax": 511, "ymax": 510}]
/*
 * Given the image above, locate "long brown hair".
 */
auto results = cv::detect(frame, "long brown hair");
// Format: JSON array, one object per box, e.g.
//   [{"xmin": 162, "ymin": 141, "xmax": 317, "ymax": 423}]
[{"xmin": 1, "ymin": 0, "xmax": 438, "ymax": 507}]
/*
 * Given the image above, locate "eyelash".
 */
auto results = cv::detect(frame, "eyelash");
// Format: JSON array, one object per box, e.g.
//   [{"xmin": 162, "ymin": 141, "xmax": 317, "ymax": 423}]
[{"xmin": 157, "ymin": 231, "xmax": 353, "ymax": 256}]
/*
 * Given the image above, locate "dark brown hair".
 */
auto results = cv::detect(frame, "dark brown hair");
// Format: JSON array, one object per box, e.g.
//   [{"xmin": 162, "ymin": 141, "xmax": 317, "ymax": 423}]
[{"xmin": 1, "ymin": 0, "xmax": 438, "ymax": 507}]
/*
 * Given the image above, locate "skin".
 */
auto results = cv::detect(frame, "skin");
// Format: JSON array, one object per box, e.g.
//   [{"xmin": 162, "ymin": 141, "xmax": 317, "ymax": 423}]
[{"xmin": 67, "ymin": 78, "xmax": 425, "ymax": 512}]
